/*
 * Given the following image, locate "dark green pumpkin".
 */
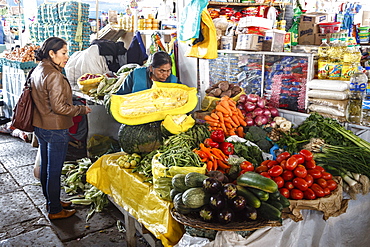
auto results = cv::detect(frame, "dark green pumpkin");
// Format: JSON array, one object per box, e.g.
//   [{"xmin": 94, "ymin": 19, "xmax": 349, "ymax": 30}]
[{"xmin": 118, "ymin": 121, "xmax": 163, "ymax": 155}]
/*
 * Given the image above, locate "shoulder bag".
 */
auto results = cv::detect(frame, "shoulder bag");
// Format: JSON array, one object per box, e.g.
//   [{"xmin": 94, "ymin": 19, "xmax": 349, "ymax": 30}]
[{"xmin": 11, "ymin": 67, "xmax": 36, "ymax": 132}]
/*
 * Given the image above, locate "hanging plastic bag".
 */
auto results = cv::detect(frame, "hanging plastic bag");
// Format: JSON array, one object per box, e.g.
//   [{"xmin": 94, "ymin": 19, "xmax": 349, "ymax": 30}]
[
  {"xmin": 185, "ymin": 9, "xmax": 218, "ymax": 59},
  {"xmin": 178, "ymin": 0, "xmax": 208, "ymax": 41}
]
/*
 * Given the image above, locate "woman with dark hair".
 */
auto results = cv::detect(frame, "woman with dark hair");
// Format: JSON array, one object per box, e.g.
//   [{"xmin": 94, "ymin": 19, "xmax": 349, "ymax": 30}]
[
  {"xmin": 31, "ymin": 37, "xmax": 92, "ymax": 220},
  {"xmin": 116, "ymin": 51, "xmax": 180, "ymax": 95}
]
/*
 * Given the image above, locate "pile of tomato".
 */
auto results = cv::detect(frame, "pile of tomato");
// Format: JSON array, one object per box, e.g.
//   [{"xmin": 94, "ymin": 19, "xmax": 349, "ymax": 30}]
[{"xmin": 253, "ymin": 149, "xmax": 338, "ymax": 200}]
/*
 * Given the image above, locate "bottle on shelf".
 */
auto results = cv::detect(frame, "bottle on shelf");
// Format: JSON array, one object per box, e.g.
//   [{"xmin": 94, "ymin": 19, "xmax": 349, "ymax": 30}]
[
  {"xmin": 361, "ymin": 67, "xmax": 370, "ymax": 126},
  {"xmin": 341, "ymin": 45, "xmax": 358, "ymax": 81},
  {"xmin": 327, "ymin": 37, "xmax": 342, "ymax": 80},
  {"xmin": 317, "ymin": 38, "xmax": 330, "ymax": 79},
  {"xmin": 347, "ymin": 68, "xmax": 368, "ymax": 124}
]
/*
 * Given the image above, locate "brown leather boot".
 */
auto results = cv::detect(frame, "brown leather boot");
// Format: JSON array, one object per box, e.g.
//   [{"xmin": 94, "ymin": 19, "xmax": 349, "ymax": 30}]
[
  {"xmin": 48, "ymin": 209, "xmax": 76, "ymax": 220},
  {"xmin": 46, "ymin": 201, "xmax": 73, "ymax": 211}
]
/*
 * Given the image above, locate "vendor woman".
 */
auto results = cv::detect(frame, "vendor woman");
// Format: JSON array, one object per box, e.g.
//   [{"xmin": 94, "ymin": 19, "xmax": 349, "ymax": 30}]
[{"xmin": 116, "ymin": 51, "xmax": 180, "ymax": 95}]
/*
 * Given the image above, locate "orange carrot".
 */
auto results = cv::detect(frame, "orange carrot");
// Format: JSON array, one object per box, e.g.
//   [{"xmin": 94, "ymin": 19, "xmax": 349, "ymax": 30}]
[
  {"xmin": 231, "ymin": 114, "xmax": 240, "ymax": 126},
  {"xmin": 229, "ymin": 129, "xmax": 236, "ymax": 136},
  {"xmin": 215, "ymin": 104, "xmax": 229, "ymax": 115},
  {"xmin": 207, "ymin": 160, "xmax": 213, "ymax": 171},
  {"xmin": 213, "ymin": 158, "xmax": 218, "ymax": 170},
  {"xmin": 209, "ymin": 122, "xmax": 220, "ymax": 127},
  {"xmin": 236, "ymin": 126, "xmax": 244, "ymax": 138},
  {"xmin": 220, "ymin": 121, "xmax": 227, "ymax": 134},
  {"xmin": 236, "ymin": 108, "xmax": 244, "ymax": 119},
  {"xmin": 216, "ymin": 111, "xmax": 224, "ymax": 123},
  {"xmin": 217, "ymin": 159, "xmax": 230, "ymax": 169},
  {"xmin": 238, "ymin": 115, "xmax": 247, "ymax": 127},
  {"xmin": 204, "ymin": 115, "xmax": 218, "ymax": 123},
  {"xmin": 225, "ymin": 122, "xmax": 233, "ymax": 129},
  {"xmin": 211, "ymin": 148, "xmax": 228, "ymax": 162},
  {"xmin": 220, "ymin": 100, "xmax": 232, "ymax": 115},
  {"xmin": 211, "ymin": 112, "xmax": 219, "ymax": 120}
]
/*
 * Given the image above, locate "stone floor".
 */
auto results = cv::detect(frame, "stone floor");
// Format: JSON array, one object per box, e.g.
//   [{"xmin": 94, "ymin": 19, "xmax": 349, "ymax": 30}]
[{"xmin": 0, "ymin": 133, "xmax": 152, "ymax": 247}]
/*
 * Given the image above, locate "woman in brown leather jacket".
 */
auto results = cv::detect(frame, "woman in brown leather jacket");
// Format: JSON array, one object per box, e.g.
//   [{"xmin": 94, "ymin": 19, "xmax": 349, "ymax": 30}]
[{"xmin": 31, "ymin": 37, "xmax": 92, "ymax": 220}]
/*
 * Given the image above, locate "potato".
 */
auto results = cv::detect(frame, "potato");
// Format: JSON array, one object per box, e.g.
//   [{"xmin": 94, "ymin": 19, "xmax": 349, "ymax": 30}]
[
  {"xmin": 220, "ymin": 89, "xmax": 232, "ymax": 98},
  {"xmin": 218, "ymin": 81, "xmax": 230, "ymax": 91},
  {"xmin": 210, "ymin": 88, "xmax": 222, "ymax": 97}
]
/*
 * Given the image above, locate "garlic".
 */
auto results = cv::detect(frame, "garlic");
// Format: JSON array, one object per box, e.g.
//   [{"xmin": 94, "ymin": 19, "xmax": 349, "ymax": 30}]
[
  {"xmin": 274, "ymin": 117, "xmax": 287, "ymax": 126},
  {"xmin": 279, "ymin": 121, "xmax": 292, "ymax": 131}
]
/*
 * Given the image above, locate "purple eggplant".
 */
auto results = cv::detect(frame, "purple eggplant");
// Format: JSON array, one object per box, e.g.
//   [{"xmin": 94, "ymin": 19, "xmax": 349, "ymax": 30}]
[
  {"xmin": 243, "ymin": 205, "xmax": 257, "ymax": 221},
  {"xmin": 203, "ymin": 177, "xmax": 223, "ymax": 194},
  {"xmin": 218, "ymin": 208, "xmax": 235, "ymax": 224},
  {"xmin": 199, "ymin": 205, "xmax": 216, "ymax": 222},
  {"xmin": 230, "ymin": 195, "xmax": 247, "ymax": 212},
  {"xmin": 222, "ymin": 183, "xmax": 237, "ymax": 200},
  {"xmin": 209, "ymin": 194, "xmax": 226, "ymax": 210}
]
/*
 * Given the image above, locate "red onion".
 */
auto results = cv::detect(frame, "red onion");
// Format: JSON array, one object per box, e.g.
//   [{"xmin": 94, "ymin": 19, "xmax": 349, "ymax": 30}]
[
  {"xmin": 263, "ymin": 108, "xmax": 271, "ymax": 118},
  {"xmin": 253, "ymin": 107, "xmax": 264, "ymax": 116},
  {"xmin": 240, "ymin": 109, "xmax": 247, "ymax": 117},
  {"xmin": 256, "ymin": 97, "xmax": 267, "ymax": 109},
  {"xmin": 246, "ymin": 94, "xmax": 260, "ymax": 103},
  {"xmin": 238, "ymin": 94, "xmax": 247, "ymax": 104},
  {"xmin": 245, "ymin": 117, "xmax": 254, "ymax": 126},
  {"xmin": 268, "ymin": 107, "xmax": 279, "ymax": 117},
  {"xmin": 244, "ymin": 102, "xmax": 256, "ymax": 112},
  {"xmin": 254, "ymin": 115, "xmax": 269, "ymax": 126},
  {"xmin": 245, "ymin": 112, "xmax": 254, "ymax": 119},
  {"xmin": 237, "ymin": 104, "xmax": 244, "ymax": 111}
]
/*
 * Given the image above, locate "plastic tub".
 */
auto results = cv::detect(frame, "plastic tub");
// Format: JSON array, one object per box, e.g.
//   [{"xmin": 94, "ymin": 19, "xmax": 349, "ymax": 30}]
[
  {"xmin": 358, "ymin": 32, "xmax": 370, "ymax": 44},
  {"xmin": 358, "ymin": 26, "xmax": 370, "ymax": 33},
  {"xmin": 318, "ymin": 22, "xmax": 341, "ymax": 34}
]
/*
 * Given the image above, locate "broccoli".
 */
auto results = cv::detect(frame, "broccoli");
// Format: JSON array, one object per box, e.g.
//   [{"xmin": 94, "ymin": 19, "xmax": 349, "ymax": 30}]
[{"xmin": 245, "ymin": 126, "xmax": 273, "ymax": 152}]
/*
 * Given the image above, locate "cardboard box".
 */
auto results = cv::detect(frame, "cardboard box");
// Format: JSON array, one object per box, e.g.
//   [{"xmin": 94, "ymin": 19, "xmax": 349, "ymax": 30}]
[
  {"xmin": 235, "ymin": 34, "xmax": 264, "ymax": 51},
  {"xmin": 220, "ymin": 36, "xmax": 236, "ymax": 50},
  {"xmin": 238, "ymin": 16, "xmax": 274, "ymax": 29},
  {"xmin": 263, "ymin": 29, "xmax": 286, "ymax": 52},
  {"xmin": 298, "ymin": 23, "xmax": 319, "ymax": 45},
  {"xmin": 315, "ymin": 33, "xmax": 329, "ymax": 45},
  {"xmin": 300, "ymin": 12, "xmax": 328, "ymax": 24}
]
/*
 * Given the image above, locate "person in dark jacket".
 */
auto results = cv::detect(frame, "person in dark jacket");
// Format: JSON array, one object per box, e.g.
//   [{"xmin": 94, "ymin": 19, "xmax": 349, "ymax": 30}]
[
  {"xmin": 31, "ymin": 37, "xmax": 92, "ymax": 220},
  {"xmin": 116, "ymin": 51, "xmax": 180, "ymax": 95}
]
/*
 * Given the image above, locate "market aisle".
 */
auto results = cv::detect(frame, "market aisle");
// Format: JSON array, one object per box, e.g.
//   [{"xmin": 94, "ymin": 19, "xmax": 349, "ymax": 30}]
[{"xmin": 0, "ymin": 133, "xmax": 151, "ymax": 246}]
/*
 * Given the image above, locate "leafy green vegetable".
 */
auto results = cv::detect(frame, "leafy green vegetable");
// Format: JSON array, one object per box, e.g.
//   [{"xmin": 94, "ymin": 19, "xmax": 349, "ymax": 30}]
[
  {"xmin": 244, "ymin": 126, "xmax": 273, "ymax": 152},
  {"xmin": 232, "ymin": 142, "xmax": 264, "ymax": 166}
]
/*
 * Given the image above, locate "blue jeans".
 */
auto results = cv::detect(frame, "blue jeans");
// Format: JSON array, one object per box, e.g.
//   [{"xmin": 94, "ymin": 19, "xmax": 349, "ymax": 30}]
[{"xmin": 34, "ymin": 127, "xmax": 69, "ymax": 214}]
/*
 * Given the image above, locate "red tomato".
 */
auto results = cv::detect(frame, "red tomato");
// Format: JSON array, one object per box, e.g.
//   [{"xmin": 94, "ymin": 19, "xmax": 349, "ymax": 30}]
[
  {"xmin": 260, "ymin": 172, "xmax": 271, "ymax": 179},
  {"xmin": 299, "ymin": 149, "xmax": 313, "ymax": 161},
  {"xmin": 323, "ymin": 187, "xmax": 331, "ymax": 196},
  {"xmin": 321, "ymin": 172, "xmax": 333, "ymax": 180},
  {"xmin": 239, "ymin": 169, "xmax": 249, "ymax": 176},
  {"xmin": 303, "ymin": 188, "xmax": 316, "ymax": 200},
  {"xmin": 304, "ymin": 174, "xmax": 314, "ymax": 187},
  {"xmin": 240, "ymin": 161, "xmax": 254, "ymax": 171},
  {"xmin": 255, "ymin": 165, "xmax": 268, "ymax": 173},
  {"xmin": 276, "ymin": 151, "xmax": 291, "ymax": 163},
  {"xmin": 290, "ymin": 188, "xmax": 304, "ymax": 200},
  {"xmin": 316, "ymin": 178, "xmax": 328, "ymax": 188},
  {"xmin": 292, "ymin": 154, "xmax": 305, "ymax": 164},
  {"xmin": 294, "ymin": 165, "xmax": 308, "ymax": 178},
  {"xmin": 273, "ymin": 176, "xmax": 285, "ymax": 188},
  {"xmin": 279, "ymin": 188, "xmax": 290, "ymax": 199},
  {"xmin": 268, "ymin": 165, "xmax": 283, "ymax": 177},
  {"xmin": 284, "ymin": 181, "xmax": 295, "ymax": 190},
  {"xmin": 267, "ymin": 160, "xmax": 279, "ymax": 168},
  {"xmin": 280, "ymin": 160, "xmax": 287, "ymax": 170},
  {"xmin": 282, "ymin": 170, "xmax": 294, "ymax": 181},
  {"xmin": 304, "ymin": 159, "xmax": 316, "ymax": 169},
  {"xmin": 285, "ymin": 156, "xmax": 298, "ymax": 171},
  {"xmin": 315, "ymin": 166, "xmax": 325, "ymax": 173},
  {"xmin": 293, "ymin": 177, "xmax": 308, "ymax": 191},
  {"xmin": 311, "ymin": 183, "xmax": 325, "ymax": 197},
  {"xmin": 259, "ymin": 160, "xmax": 271, "ymax": 167},
  {"xmin": 308, "ymin": 169, "xmax": 322, "ymax": 179},
  {"xmin": 326, "ymin": 179, "xmax": 338, "ymax": 191}
]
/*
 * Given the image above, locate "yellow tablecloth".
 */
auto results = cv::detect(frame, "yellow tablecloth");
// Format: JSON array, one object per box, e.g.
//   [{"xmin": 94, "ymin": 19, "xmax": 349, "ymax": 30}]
[{"xmin": 86, "ymin": 152, "xmax": 185, "ymax": 247}]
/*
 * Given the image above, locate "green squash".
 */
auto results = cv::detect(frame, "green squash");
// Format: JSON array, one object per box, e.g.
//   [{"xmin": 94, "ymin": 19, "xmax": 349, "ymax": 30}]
[{"xmin": 118, "ymin": 121, "xmax": 163, "ymax": 155}]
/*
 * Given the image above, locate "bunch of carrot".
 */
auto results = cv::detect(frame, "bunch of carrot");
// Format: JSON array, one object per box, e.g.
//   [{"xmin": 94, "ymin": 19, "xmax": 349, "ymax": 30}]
[
  {"xmin": 204, "ymin": 96, "xmax": 247, "ymax": 137},
  {"xmin": 194, "ymin": 143, "xmax": 230, "ymax": 172}
]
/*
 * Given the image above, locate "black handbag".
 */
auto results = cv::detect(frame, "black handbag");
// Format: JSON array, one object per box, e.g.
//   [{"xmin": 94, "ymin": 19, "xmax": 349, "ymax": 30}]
[{"xmin": 11, "ymin": 68, "xmax": 36, "ymax": 132}]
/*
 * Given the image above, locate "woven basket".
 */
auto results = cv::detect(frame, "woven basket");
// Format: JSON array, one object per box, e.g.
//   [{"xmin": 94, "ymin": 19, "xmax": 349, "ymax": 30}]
[{"xmin": 171, "ymin": 208, "xmax": 282, "ymax": 231}]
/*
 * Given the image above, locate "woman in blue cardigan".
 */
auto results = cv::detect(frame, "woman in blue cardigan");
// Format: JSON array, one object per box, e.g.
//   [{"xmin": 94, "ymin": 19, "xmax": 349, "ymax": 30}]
[{"xmin": 116, "ymin": 51, "xmax": 180, "ymax": 95}]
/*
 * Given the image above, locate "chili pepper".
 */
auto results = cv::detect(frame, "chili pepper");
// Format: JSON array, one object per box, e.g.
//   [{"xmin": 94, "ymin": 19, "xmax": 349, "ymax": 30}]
[
  {"xmin": 204, "ymin": 138, "xmax": 220, "ymax": 148},
  {"xmin": 219, "ymin": 142, "xmax": 234, "ymax": 155},
  {"xmin": 210, "ymin": 129, "xmax": 225, "ymax": 143}
]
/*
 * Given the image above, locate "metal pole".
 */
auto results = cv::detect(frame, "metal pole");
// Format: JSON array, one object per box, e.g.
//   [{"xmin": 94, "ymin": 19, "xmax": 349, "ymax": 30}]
[{"xmin": 18, "ymin": 0, "xmax": 22, "ymax": 47}]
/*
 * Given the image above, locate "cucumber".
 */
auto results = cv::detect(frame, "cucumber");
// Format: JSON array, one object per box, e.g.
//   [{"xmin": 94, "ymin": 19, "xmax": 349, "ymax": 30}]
[
  {"xmin": 247, "ymin": 187, "xmax": 270, "ymax": 201},
  {"xmin": 237, "ymin": 172, "xmax": 278, "ymax": 193},
  {"xmin": 257, "ymin": 201, "xmax": 282, "ymax": 221},
  {"xmin": 278, "ymin": 193, "xmax": 291, "ymax": 208},
  {"xmin": 269, "ymin": 190, "xmax": 281, "ymax": 201},
  {"xmin": 266, "ymin": 199, "xmax": 283, "ymax": 211},
  {"xmin": 236, "ymin": 185, "xmax": 261, "ymax": 209}
]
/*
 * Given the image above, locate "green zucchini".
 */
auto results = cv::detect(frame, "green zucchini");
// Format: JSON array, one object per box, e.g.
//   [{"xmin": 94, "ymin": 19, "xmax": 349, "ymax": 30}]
[
  {"xmin": 236, "ymin": 185, "xmax": 261, "ymax": 209},
  {"xmin": 185, "ymin": 172, "xmax": 208, "ymax": 188},
  {"xmin": 257, "ymin": 201, "xmax": 282, "ymax": 221},
  {"xmin": 172, "ymin": 174, "xmax": 190, "ymax": 192},
  {"xmin": 237, "ymin": 172, "xmax": 278, "ymax": 193},
  {"xmin": 247, "ymin": 187, "xmax": 270, "ymax": 201},
  {"xmin": 268, "ymin": 190, "xmax": 281, "ymax": 201}
]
